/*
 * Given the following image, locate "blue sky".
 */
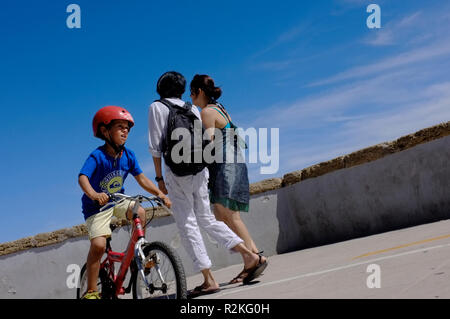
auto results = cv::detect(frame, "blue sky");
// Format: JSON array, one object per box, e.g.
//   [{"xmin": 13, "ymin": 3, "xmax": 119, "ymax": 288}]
[{"xmin": 1, "ymin": 0, "xmax": 449, "ymax": 243}]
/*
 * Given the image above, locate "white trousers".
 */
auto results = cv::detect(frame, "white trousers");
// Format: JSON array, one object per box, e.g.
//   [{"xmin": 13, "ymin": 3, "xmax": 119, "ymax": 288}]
[{"xmin": 165, "ymin": 167, "xmax": 243, "ymax": 272}]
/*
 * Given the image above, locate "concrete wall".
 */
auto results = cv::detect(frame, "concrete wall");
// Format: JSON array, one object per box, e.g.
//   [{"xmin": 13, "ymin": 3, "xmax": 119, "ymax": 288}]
[
  {"xmin": 275, "ymin": 134, "xmax": 450, "ymax": 253},
  {"xmin": 1, "ymin": 122, "xmax": 449, "ymax": 298}
]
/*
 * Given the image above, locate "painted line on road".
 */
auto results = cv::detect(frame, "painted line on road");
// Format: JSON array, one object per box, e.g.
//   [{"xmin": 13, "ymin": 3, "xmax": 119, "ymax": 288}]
[
  {"xmin": 213, "ymin": 242, "xmax": 450, "ymax": 298},
  {"xmin": 352, "ymin": 234, "xmax": 450, "ymax": 260}
]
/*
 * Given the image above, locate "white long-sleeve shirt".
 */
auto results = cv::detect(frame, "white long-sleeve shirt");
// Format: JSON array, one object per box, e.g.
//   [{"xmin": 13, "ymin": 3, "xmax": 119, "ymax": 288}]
[{"xmin": 148, "ymin": 98, "xmax": 201, "ymax": 158}]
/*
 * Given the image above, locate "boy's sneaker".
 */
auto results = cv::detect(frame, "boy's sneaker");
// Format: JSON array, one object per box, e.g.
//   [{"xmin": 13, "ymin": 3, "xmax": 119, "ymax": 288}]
[{"xmin": 82, "ymin": 290, "xmax": 101, "ymax": 299}]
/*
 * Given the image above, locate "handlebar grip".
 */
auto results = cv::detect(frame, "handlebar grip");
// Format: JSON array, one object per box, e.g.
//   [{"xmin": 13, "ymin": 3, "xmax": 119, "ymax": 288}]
[{"xmin": 92, "ymin": 193, "xmax": 112, "ymax": 207}]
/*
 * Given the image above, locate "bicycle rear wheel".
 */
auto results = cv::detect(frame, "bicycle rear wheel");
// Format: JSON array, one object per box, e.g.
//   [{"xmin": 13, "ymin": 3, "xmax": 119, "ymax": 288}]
[
  {"xmin": 132, "ymin": 241, "xmax": 187, "ymax": 299},
  {"xmin": 76, "ymin": 262, "xmax": 115, "ymax": 299}
]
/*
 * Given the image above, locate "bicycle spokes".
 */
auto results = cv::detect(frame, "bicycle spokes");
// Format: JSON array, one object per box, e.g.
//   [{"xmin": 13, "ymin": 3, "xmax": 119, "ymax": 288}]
[{"xmin": 133, "ymin": 242, "xmax": 185, "ymax": 299}]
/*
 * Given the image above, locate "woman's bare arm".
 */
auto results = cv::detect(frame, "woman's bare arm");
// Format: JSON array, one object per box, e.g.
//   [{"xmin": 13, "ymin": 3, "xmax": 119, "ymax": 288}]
[{"xmin": 201, "ymin": 108, "xmax": 217, "ymax": 141}]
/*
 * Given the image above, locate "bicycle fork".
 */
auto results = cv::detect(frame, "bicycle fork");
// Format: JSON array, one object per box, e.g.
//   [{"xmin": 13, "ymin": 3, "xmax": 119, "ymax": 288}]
[{"xmin": 134, "ymin": 238, "xmax": 167, "ymax": 293}]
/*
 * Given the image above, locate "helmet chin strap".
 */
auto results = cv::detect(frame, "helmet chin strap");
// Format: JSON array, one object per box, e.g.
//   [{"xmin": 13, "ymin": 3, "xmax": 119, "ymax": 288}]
[
  {"xmin": 105, "ymin": 138, "xmax": 125, "ymax": 155},
  {"xmin": 104, "ymin": 129, "xmax": 125, "ymax": 156}
]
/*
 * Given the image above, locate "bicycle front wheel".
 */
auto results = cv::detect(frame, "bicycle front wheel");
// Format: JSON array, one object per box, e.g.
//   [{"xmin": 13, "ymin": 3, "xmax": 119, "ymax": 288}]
[{"xmin": 132, "ymin": 241, "xmax": 187, "ymax": 299}]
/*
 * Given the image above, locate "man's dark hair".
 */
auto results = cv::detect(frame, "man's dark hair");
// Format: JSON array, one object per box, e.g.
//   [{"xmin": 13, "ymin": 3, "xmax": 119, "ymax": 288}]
[{"xmin": 156, "ymin": 71, "xmax": 186, "ymax": 98}]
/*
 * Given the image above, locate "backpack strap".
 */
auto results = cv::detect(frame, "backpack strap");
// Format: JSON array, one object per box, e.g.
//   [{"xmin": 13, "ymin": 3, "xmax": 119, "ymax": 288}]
[{"xmin": 156, "ymin": 99, "xmax": 191, "ymax": 111}]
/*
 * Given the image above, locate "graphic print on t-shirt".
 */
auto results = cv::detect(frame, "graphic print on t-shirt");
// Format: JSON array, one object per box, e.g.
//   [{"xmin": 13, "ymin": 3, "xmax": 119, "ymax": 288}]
[{"xmin": 99, "ymin": 170, "xmax": 125, "ymax": 194}]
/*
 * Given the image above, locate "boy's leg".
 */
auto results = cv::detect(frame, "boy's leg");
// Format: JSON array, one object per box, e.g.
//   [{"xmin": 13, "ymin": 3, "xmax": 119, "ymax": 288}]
[
  {"xmin": 84, "ymin": 208, "xmax": 114, "ymax": 294},
  {"xmin": 126, "ymin": 205, "xmax": 146, "ymax": 231},
  {"xmin": 113, "ymin": 199, "xmax": 146, "ymax": 233},
  {"xmin": 86, "ymin": 236, "xmax": 107, "ymax": 292}
]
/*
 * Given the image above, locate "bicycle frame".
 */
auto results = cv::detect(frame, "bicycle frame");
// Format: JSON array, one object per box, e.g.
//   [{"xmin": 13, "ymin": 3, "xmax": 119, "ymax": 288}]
[
  {"xmin": 99, "ymin": 195, "xmax": 153, "ymax": 297},
  {"xmin": 101, "ymin": 215, "xmax": 145, "ymax": 296}
]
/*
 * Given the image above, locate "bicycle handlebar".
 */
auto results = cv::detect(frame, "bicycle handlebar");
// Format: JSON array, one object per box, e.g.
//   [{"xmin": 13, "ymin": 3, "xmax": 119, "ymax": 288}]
[
  {"xmin": 95, "ymin": 193, "xmax": 168, "ymax": 213},
  {"xmin": 109, "ymin": 193, "xmax": 163, "ymax": 204}
]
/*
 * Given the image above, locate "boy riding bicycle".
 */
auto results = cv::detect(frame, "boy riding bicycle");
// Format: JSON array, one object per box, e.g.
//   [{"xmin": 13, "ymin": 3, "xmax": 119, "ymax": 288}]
[{"xmin": 78, "ymin": 106, "xmax": 171, "ymax": 299}]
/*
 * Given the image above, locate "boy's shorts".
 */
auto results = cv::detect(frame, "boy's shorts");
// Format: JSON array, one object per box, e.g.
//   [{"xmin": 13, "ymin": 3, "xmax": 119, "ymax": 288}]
[{"xmin": 85, "ymin": 199, "xmax": 134, "ymax": 240}]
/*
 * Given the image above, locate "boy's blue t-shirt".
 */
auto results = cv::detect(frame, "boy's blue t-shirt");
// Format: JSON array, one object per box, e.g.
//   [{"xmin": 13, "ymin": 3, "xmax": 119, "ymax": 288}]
[{"xmin": 79, "ymin": 145, "xmax": 143, "ymax": 220}]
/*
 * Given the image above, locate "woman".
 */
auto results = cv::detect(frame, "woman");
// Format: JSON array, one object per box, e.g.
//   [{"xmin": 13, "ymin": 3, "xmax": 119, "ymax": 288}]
[{"xmin": 190, "ymin": 74, "xmax": 268, "ymax": 284}]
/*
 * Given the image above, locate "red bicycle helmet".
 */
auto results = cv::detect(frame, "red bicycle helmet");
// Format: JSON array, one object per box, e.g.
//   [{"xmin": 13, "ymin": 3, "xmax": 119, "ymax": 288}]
[{"xmin": 92, "ymin": 106, "xmax": 135, "ymax": 138}]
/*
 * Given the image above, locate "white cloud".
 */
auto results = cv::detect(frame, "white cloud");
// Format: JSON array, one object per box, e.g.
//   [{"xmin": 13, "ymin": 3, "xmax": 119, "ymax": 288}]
[
  {"xmin": 256, "ymin": 84, "xmax": 450, "ymax": 180},
  {"xmin": 364, "ymin": 11, "xmax": 423, "ymax": 47},
  {"xmin": 244, "ymin": 39, "xmax": 450, "ymax": 181},
  {"xmin": 307, "ymin": 39, "xmax": 450, "ymax": 87},
  {"xmin": 251, "ymin": 23, "xmax": 306, "ymax": 59},
  {"xmin": 248, "ymin": 67, "xmax": 424, "ymax": 130}
]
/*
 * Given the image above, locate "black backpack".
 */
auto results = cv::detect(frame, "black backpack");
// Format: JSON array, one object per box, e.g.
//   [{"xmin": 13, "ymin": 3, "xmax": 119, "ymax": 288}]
[{"xmin": 157, "ymin": 99, "xmax": 210, "ymax": 176}]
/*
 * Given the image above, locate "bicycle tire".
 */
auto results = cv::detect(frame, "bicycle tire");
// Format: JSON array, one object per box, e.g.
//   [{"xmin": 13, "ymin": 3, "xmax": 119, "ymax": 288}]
[
  {"xmin": 132, "ymin": 241, "xmax": 187, "ymax": 299},
  {"xmin": 76, "ymin": 262, "xmax": 115, "ymax": 299},
  {"xmin": 76, "ymin": 263, "xmax": 88, "ymax": 299}
]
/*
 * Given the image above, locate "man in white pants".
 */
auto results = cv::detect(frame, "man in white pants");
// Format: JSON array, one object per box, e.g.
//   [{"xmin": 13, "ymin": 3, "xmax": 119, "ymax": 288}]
[{"xmin": 148, "ymin": 71, "xmax": 263, "ymax": 295}]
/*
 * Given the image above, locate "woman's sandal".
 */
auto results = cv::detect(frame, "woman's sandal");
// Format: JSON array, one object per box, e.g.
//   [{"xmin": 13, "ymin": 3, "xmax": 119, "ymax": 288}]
[
  {"xmin": 229, "ymin": 251, "xmax": 268, "ymax": 285},
  {"xmin": 243, "ymin": 252, "xmax": 268, "ymax": 284},
  {"xmin": 229, "ymin": 268, "xmax": 248, "ymax": 284}
]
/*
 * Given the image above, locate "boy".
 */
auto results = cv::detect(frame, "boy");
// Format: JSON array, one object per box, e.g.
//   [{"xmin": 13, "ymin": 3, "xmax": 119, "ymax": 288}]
[{"xmin": 79, "ymin": 105, "xmax": 171, "ymax": 299}]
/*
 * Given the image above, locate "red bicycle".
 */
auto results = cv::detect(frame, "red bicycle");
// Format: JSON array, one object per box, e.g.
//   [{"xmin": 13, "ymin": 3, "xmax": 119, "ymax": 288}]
[{"xmin": 76, "ymin": 193, "xmax": 187, "ymax": 299}]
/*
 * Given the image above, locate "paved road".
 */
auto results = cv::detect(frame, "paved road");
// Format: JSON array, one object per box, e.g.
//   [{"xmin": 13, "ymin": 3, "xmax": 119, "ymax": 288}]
[{"xmin": 187, "ymin": 219, "xmax": 450, "ymax": 299}]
